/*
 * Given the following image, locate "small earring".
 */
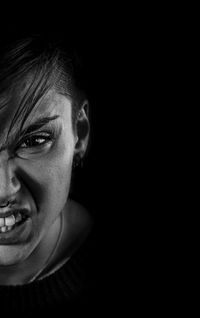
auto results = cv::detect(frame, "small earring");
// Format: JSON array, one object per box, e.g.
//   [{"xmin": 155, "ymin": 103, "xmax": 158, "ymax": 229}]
[{"xmin": 73, "ymin": 154, "xmax": 83, "ymax": 169}]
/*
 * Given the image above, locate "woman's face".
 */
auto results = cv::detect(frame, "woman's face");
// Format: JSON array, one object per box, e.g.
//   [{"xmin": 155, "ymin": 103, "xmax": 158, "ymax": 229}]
[{"xmin": 0, "ymin": 79, "xmax": 77, "ymax": 266}]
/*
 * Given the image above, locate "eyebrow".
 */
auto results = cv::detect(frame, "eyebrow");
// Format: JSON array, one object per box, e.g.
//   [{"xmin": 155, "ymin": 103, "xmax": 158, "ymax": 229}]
[
  {"xmin": 0, "ymin": 115, "xmax": 60, "ymax": 151},
  {"xmin": 19, "ymin": 115, "xmax": 60, "ymax": 136}
]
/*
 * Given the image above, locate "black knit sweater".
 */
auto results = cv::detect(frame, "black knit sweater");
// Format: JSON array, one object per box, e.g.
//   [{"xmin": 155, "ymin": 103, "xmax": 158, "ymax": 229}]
[{"xmin": 0, "ymin": 228, "xmax": 98, "ymax": 315}]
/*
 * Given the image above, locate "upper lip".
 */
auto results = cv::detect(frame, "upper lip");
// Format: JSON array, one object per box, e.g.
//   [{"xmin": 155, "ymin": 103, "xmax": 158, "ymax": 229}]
[{"xmin": 0, "ymin": 208, "xmax": 30, "ymax": 218}]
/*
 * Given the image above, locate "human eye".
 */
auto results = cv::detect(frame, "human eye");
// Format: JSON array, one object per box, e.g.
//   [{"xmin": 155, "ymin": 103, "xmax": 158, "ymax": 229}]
[{"xmin": 18, "ymin": 131, "xmax": 54, "ymax": 149}]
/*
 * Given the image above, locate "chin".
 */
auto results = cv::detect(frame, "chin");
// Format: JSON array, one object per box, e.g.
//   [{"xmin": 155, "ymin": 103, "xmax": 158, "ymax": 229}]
[{"xmin": 0, "ymin": 246, "xmax": 28, "ymax": 266}]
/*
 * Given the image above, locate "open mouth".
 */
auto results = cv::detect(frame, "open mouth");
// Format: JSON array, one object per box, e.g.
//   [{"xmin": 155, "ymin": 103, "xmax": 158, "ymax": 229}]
[{"xmin": 0, "ymin": 210, "xmax": 29, "ymax": 234}]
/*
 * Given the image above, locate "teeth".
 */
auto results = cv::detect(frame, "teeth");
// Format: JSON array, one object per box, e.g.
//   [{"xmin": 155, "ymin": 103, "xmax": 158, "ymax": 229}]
[
  {"xmin": 5, "ymin": 215, "xmax": 15, "ymax": 226},
  {"xmin": 0, "ymin": 218, "xmax": 5, "ymax": 227},
  {"xmin": 1, "ymin": 226, "xmax": 7, "ymax": 233},
  {"xmin": 0, "ymin": 225, "xmax": 15, "ymax": 233},
  {"xmin": 15, "ymin": 213, "xmax": 22, "ymax": 223},
  {"xmin": 0, "ymin": 212, "xmax": 23, "ymax": 232}
]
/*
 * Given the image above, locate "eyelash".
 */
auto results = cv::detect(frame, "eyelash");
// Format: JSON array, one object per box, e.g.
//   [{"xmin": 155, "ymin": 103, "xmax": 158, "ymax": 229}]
[{"xmin": 17, "ymin": 131, "xmax": 55, "ymax": 149}]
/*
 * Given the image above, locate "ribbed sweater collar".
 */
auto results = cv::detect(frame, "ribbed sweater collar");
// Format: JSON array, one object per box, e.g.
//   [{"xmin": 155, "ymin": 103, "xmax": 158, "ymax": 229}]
[{"xmin": 0, "ymin": 228, "xmax": 96, "ymax": 313}]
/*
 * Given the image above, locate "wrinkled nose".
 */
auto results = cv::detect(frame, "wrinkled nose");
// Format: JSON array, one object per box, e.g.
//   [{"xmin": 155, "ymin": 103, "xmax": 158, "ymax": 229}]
[{"xmin": 0, "ymin": 151, "xmax": 21, "ymax": 207}]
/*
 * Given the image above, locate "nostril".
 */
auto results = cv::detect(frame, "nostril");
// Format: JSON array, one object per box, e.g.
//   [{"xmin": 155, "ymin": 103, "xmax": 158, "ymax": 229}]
[
  {"xmin": 11, "ymin": 176, "xmax": 19, "ymax": 185},
  {"xmin": 11, "ymin": 176, "xmax": 21, "ymax": 192}
]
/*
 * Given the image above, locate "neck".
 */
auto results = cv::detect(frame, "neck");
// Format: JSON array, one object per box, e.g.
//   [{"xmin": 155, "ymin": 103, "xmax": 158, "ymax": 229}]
[{"xmin": 0, "ymin": 214, "xmax": 61, "ymax": 286}]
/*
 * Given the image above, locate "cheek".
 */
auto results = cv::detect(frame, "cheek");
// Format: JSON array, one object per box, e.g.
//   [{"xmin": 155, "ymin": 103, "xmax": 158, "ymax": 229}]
[
  {"xmin": 42, "ymin": 161, "xmax": 72, "ymax": 204},
  {"xmin": 33, "ymin": 153, "xmax": 73, "ymax": 212},
  {"xmin": 17, "ymin": 137, "xmax": 74, "ymax": 214}
]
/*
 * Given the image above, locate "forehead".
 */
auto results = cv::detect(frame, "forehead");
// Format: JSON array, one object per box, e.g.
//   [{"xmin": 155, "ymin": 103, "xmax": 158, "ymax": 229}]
[{"xmin": 22, "ymin": 89, "xmax": 72, "ymax": 125}]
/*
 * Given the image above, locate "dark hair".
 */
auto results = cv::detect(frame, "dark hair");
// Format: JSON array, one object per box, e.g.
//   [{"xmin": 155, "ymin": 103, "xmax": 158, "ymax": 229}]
[{"xmin": 0, "ymin": 32, "xmax": 88, "ymax": 144}]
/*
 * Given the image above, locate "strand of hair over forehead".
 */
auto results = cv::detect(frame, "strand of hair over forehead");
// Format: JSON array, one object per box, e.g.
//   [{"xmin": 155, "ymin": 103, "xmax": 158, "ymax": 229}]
[{"xmin": 6, "ymin": 46, "xmax": 70, "ymax": 141}]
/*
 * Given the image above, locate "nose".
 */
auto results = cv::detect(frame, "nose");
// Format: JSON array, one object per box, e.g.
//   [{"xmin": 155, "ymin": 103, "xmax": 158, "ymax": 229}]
[{"xmin": 0, "ymin": 151, "xmax": 21, "ymax": 207}]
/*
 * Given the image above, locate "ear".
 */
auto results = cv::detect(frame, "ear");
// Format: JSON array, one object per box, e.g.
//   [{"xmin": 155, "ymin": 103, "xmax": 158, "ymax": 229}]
[{"xmin": 74, "ymin": 100, "xmax": 90, "ymax": 158}]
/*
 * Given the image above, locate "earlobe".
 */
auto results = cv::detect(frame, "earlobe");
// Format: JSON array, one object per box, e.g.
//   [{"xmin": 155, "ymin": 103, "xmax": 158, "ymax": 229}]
[{"xmin": 74, "ymin": 100, "xmax": 90, "ymax": 158}]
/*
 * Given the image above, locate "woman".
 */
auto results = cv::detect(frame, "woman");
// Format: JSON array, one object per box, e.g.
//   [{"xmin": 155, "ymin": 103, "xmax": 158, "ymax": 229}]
[{"xmin": 0, "ymin": 32, "xmax": 96, "ymax": 313}]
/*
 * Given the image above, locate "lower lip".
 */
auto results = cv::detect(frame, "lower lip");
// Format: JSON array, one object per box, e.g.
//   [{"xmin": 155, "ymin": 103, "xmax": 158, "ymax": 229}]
[{"xmin": 0, "ymin": 218, "xmax": 32, "ymax": 245}]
